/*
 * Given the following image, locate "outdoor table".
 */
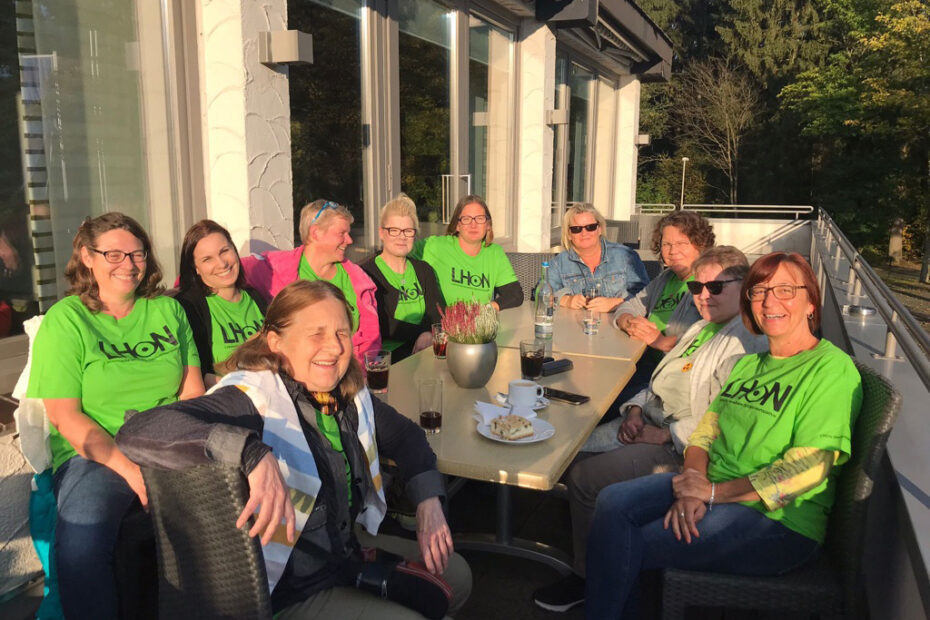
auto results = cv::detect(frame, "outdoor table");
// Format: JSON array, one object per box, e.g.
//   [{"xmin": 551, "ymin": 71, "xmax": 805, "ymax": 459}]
[
  {"xmin": 384, "ymin": 345, "xmax": 635, "ymax": 572},
  {"xmin": 495, "ymin": 304, "xmax": 646, "ymax": 361}
]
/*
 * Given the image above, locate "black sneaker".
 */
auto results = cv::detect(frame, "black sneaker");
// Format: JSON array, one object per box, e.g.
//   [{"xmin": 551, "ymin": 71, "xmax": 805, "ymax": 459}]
[{"xmin": 533, "ymin": 573, "xmax": 586, "ymax": 612}]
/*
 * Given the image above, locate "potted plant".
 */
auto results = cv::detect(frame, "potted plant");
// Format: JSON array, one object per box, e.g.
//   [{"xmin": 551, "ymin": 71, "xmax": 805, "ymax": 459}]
[{"xmin": 440, "ymin": 301, "xmax": 500, "ymax": 388}]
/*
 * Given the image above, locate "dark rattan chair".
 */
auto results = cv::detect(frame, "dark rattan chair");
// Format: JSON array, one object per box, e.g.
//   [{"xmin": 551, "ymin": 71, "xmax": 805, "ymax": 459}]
[
  {"xmin": 141, "ymin": 463, "xmax": 272, "ymax": 620},
  {"xmin": 661, "ymin": 361, "xmax": 901, "ymax": 619},
  {"xmin": 506, "ymin": 252, "xmax": 554, "ymax": 301}
]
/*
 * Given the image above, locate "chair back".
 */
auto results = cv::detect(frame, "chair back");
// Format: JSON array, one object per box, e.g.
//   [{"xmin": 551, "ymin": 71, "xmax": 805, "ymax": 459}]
[
  {"xmin": 824, "ymin": 361, "xmax": 901, "ymax": 613},
  {"xmin": 506, "ymin": 252, "xmax": 554, "ymax": 301},
  {"xmin": 142, "ymin": 464, "xmax": 272, "ymax": 620}
]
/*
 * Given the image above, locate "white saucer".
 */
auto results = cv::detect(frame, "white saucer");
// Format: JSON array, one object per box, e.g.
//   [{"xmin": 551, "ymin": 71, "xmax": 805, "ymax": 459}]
[
  {"xmin": 476, "ymin": 418, "xmax": 555, "ymax": 444},
  {"xmin": 495, "ymin": 393, "xmax": 550, "ymax": 410}
]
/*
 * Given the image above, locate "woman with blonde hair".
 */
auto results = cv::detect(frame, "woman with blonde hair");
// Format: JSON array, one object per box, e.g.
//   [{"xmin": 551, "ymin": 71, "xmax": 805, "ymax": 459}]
[
  {"xmin": 241, "ymin": 199, "xmax": 381, "ymax": 364},
  {"xmin": 27, "ymin": 212, "xmax": 203, "ymax": 617},
  {"xmin": 361, "ymin": 194, "xmax": 444, "ymax": 361},
  {"xmin": 117, "ymin": 280, "xmax": 471, "ymax": 618},
  {"xmin": 547, "ymin": 203, "xmax": 649, "ymax": 312},
  {"xmin": 411, "ymin": 194, "xmax": 522, "ymax": 310}
]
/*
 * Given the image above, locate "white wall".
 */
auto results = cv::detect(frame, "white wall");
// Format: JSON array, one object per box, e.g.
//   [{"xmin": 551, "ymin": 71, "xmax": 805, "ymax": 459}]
[{"xmin": 198, "ymin": 0, "xmax": 294, "ymax": 254}]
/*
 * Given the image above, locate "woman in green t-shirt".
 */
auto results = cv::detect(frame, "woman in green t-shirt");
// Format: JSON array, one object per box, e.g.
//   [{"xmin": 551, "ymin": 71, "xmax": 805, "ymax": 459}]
[
  {"xmin": 586, "ymin": 252, "xmax": 862, "ymax": 618},
  {"xmin": 410, "ymin": 194, "xmax": 522, "ymax": 310},
  {"xmin": 176, "ymin": 219, "xmax": 267, "ymax": 386},
  {"xmin": 361, "ymin": 194, "xmax": 444, "ymax": 362},
  {"xmin": 26, "ymin": 213, "xmax": 204, "ymax": 618}
]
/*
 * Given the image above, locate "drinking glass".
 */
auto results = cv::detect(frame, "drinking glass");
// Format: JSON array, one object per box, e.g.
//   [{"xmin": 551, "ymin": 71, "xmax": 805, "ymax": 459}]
[
  {"xmin": 364, "ymin": 350, "xmax": 391, "ymax": 393},
  {"xmin": 520, "ymin": 339, "xmax": 546, "ymax": 380},
  {"xmin": 418, "ymin": 378, "xmax": 443, "ymax": 434},
  {"xmin": 431, "ymin": 323, "xmax": 447, "ymax": 359}
]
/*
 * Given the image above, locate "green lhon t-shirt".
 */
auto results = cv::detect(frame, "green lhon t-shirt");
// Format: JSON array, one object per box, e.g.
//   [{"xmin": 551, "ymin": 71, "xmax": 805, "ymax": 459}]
[
  {"xmin": 299, "ymin": 255, "xmax": 359, "ymax": 331},
  {"xmin": 205, "ymin": 292, "xmax": 264, "ymax": 367},
  {"xmin": 374, "ymin": 256, "xmax": 425, "ymax": 352},
  {"xmin": 706, "ymin": 339, "xmax": 862, "ymax": 543},
  {"xmin": 411, "ymin": 235, "xmax": 517, "ymax": 305},
  {"xmin": 648, "ymin": 275, "xmax": 692, "ymax": 333},
  {"xmin": 27, "ymin": 295, "xmax": 200, "ymax": 470}
]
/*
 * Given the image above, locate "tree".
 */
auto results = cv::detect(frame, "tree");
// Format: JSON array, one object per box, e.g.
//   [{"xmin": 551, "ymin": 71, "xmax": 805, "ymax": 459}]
[{"xmin": 673, "ymin": 58, "xmax": 761, "ymax": 203}]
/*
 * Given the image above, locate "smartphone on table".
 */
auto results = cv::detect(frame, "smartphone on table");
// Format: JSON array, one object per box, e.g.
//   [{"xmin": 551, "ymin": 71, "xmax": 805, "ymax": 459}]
[{"xmin": 543, "ymin": 387, "xmax": 590, "ymax": 405}]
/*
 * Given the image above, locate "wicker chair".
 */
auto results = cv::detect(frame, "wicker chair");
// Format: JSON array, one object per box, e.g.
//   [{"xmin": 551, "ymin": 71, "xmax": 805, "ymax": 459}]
[
  {"xmin": 506, "ymin": 252, "xmax": 554, "ymax": 301},
  {"xmin": 141, "ymin": 463, "xmax": 272, "ymax": 620},
  {"xmin": 661, "ymin": 361, "xmax": 901, "ymax": 620}
]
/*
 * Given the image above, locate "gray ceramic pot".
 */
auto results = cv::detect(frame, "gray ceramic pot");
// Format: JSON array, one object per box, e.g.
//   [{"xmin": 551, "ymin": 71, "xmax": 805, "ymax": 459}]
[{"xmin": 445, "ymin": 340, "xmax": 498, "ymax": 389}]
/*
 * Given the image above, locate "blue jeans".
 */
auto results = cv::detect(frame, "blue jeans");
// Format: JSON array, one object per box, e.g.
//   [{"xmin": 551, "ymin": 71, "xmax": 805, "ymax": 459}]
[
  {"xmin": 53, "ymin": 456, "xmax": 141, "ymax": 619},
  {"xmin": 585, "ymin": 473, "xmax": 820, "ymax": 619}
]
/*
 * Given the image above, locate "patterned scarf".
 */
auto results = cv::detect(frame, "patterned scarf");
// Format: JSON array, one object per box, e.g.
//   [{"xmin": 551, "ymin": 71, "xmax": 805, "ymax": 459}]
[{"xmin": 209, "ymin": 370, "xmax": 386, "ymax": 592}]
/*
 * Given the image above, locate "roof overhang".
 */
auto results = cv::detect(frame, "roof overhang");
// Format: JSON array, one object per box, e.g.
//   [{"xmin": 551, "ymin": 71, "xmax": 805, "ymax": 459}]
[{"xmin": 535, "ymin": 0, "xmax": 672, "ymax": 82}]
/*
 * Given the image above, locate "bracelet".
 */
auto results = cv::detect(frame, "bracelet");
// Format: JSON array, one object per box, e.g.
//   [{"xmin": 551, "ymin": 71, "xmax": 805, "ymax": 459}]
[{"xmin": 708, "ymin": 482, "xmax": 716, "ymax": 511}]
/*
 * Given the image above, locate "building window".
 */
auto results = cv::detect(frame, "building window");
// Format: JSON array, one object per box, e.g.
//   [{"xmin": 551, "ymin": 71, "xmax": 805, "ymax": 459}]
[
  {"xmin": 397, "ymin": 0, "xmax": 454, "ymax": 226},
  {"xmin": 9, "ymin": 0, "xmax": 182, "ymax": 339},
  {"xmin": 468, "ymin": 14, "xmax": 514, "ymax": 240},
  {"xmin": 552, "ymin": 53, "xmax": 596, "ymax": 229},
  {"xmin": 288, "ymin": 0, "xmax": 364, "ymax": 244}
]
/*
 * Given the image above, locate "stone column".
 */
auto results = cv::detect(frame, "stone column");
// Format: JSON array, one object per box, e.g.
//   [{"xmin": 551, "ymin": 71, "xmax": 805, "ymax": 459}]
[
  {"xmin": 513, "ymin": 20, "xmax": 556, "ymax": 252},
  {"xmin": 198, "ymin": 0, "xmax": 294, "ymax": 254},
  {"xmin": 611, "ymin": 75, "xmax": 640, "ymax": 221}
]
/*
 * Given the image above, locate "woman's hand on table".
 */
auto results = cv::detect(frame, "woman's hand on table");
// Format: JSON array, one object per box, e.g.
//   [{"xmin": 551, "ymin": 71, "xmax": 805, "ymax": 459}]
[
  {"xmin": 626, "ymin": 317, "xmax": 661, "ymax": 344},
  {"xmin": 239, "ymin": 452, "xmax": 296, "ymax": 546},
  {"xmin": 618, "ymin": 406, "xmax": 645, "ymax": 443},
  {"xmin": 561, "ymin": 294, "xmax": 587, "ymax": 309},
  {"xmin": 672, "ymin": 468, "xmax": 712, "ymax": 502},
  {"xmin": 416, "ymin": 496, "xmax": 453, "ymax": 575},
  {"xmin": 585, "ymin": 296, "xmax": 620, "ymax": 313},
  {"xmin": 663, "ymin": 497, "xmax": 706, "ymax": 543},
  {"xmin": 412, "ymin": 330, "xmax": 433, "ymax": 354}
]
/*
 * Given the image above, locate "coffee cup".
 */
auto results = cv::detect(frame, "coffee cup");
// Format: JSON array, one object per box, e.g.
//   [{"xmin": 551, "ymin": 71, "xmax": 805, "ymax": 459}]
[{"xmin": 508, "ymin": 379, "xmax": 543, "ymax": 408}]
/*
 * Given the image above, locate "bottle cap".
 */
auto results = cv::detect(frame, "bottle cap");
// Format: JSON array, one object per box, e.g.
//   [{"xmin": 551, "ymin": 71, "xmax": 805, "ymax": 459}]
[{"xmin": 542, "ymin": 261, "xmax": 549, "ymax": 267}]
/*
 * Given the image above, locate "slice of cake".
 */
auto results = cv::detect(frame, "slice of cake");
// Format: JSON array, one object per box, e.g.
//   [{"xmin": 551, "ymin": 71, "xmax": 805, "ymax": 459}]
[{"xmin": 489, "ymin": 414, "xmax": 535, "ymax": 441}]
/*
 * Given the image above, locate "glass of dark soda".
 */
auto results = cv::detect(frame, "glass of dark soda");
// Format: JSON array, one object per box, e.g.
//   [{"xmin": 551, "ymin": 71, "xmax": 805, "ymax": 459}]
[
  {"xmin": 418, "ymin": 378, "xmax": 443, "ymax": 434},
  {"xmin": 364, "ymin": 349, "xmax": 391, "ymax": 394},
  {"xmin": 520, "ymin": 339, "xmax": 546, "ymax": 380}
]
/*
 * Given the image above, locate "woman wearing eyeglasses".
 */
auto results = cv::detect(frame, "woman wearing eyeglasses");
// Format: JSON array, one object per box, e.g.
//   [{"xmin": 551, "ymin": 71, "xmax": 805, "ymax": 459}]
[
  {"xmin": 361, "ymin": 194, "xmax": 445, "ymax": 362},
  {"xmin": 533, "ymin": 246, "xmax": 766, "ymax": 613},
  {"xmin": 26, "ymin": 212, "xmax": 204, "ymax": 618},
  {"xmin": 410, "ymin": 194, "xmax": 522, "ymax": 310},
  {"xmin": 548, "ymin": 203, "xmax": 650, "ymax": 313},
  {"xmin": 585, "ymin": 252, "xmax": 862, "ymax": 619},
  {"xmin": 241, "ymin": 199, "xmax": 381, "ymax": 365}
]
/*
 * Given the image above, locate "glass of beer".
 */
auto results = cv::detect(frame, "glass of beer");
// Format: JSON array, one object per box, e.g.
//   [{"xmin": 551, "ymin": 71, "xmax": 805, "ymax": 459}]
[
  {"xmin": 364, "ymin": 350, "xmax": 391, "ymax": 393},
  {"xmin": 431, "ymin": 323, "xmax": 447, "ymax": 359},
  {"xmin": 418, "ymin": 378, "xmax": 443, "ymax": 434}
]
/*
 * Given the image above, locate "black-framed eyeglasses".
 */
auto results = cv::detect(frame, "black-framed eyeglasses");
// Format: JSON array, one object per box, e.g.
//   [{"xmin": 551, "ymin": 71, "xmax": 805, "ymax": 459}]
[
  {"xmin": 747, "ymin": 284, "xmax": 808, "ymax": 301},
  {"xmin": 686, "ymin": 278, "xmax": 741, "ymax": 296},
  {"xmin": 568, "ymin": 223, "xmax": 599, "ymax": 234},
  {"xmin": 458, "ymin": 215, "xmax": 489, "ymax": 225},
  {"xmin": 89, "ymin": 248, "xmax": 147, "ymax": 264},
  {"xmin": 382, "ymin": 227, "xmax": 416, "ymax": 238}
]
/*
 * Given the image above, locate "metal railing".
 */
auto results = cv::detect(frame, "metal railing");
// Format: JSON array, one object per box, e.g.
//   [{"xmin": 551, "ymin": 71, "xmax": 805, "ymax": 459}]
[
  {"xmin": 815, "ymin": 210, "xmax": 930, "ymax": 391},
  {"xmin": 637, "ymin": 204, "xmax": 815, "ymax": 219}
]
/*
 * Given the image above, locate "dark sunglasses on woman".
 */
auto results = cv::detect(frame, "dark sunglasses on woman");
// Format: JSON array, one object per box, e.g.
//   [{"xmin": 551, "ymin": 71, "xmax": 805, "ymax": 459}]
[
  {"xmin": 568, "ymin": 223, "xmax": 599, "ymax": 234},
  {"xmin": 686, "ymin": 278, "xmax": 741, "ymax": 296}
]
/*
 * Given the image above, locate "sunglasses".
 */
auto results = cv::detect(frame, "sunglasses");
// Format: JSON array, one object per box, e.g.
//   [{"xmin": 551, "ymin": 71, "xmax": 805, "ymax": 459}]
[
  {"xmin": 568, "ymin": 223, "xmax": 599, "ymax": 234},
  {"xmin": 310, "ymin": 200, "xmax": 339, "ymax": 224},
  {"xmin": 686, "ymin": 278, "xmax": 741, "ymax": 295}
]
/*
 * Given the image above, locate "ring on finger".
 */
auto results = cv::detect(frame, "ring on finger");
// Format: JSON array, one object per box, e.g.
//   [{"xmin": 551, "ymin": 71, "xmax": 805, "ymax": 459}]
[{"xmin": 679, "ymin": 512, "xmax": 685, "ymax": 518}]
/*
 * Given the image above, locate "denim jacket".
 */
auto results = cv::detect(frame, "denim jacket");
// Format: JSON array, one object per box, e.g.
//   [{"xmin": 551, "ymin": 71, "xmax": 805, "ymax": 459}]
[{"xmin": 547, "ymin": 239, "xmax": 650, "ymax": 303}]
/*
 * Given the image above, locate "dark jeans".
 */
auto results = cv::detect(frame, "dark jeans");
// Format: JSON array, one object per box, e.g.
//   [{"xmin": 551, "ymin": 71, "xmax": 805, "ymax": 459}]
[
  {"xmin": 599, "ymin": 353, "xmax": 658, "ymax": 425},
  {"xmin": 53, "ymin": 455, "xmax": 140, "ymax": 619},
  {"xmin": 585, "ymin": 472, "xmax": 820, "ymax": 619}
]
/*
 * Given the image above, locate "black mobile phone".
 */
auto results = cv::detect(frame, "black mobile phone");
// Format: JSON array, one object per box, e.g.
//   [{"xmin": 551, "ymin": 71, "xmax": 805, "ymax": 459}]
[{"xmin": 543, "ymin": 387, "xmax": 590, "ymax": 405}]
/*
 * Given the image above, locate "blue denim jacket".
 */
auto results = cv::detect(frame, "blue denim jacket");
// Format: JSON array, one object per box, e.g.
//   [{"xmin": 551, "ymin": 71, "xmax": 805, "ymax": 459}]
[{"xmin": 547, "ymin": 239, "xmax": 650, "ymax": 303}]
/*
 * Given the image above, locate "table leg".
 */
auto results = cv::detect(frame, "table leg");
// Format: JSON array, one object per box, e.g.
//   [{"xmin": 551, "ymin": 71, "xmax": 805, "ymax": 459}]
[{"xmin": 453, "ymin": 485, "xmax": 573, "ymax": 574}]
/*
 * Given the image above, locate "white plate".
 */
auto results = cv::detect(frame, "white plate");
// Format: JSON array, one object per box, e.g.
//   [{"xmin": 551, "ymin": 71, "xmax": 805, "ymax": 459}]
[
  {"xmin": 476, "ymin": 418, "xmax": 555, "ymax": 444},
  {"xmin": 495, "ymin": 393, "xmax": 550, "ymax": 410}
]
